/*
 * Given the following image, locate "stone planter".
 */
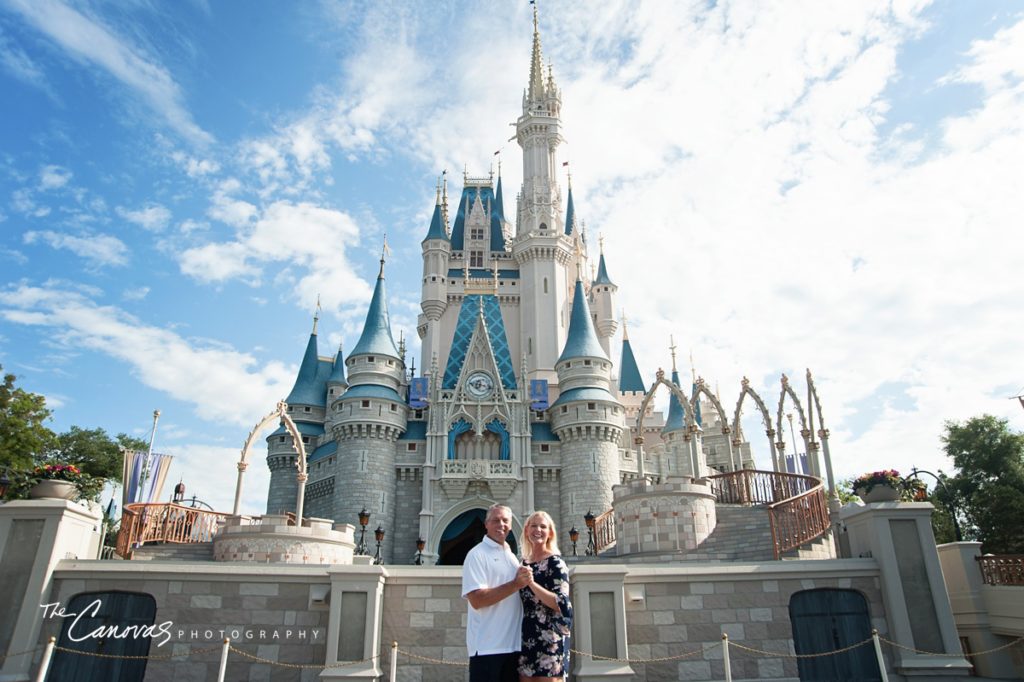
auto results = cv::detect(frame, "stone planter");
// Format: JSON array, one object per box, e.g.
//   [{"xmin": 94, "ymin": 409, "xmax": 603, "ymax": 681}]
[
  {"xmin": 29, "ymin": 479, "xmax": 78, "ymax": 500},
  {"xmin": 856, "ymin": 484, "xmax": 900, "ymax": 503}
]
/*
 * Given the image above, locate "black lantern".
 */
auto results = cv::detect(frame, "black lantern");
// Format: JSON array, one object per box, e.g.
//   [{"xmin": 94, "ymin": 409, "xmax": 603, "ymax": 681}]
[
  {"xmin": 373, "ymin": 525, "xmax": 385, "ymax": 565},
  {"xmin": 414, "ymin": 537, "xmax": 425, "ymax": 565},
  {"xmin": 584, "ymin": 510, "xmax": 596, "ymax": 556},
  {"xmin": 356, "ymin": 508, "xmax": 370, "ymax": 554},
  {"xmin": 568, "ymin": 526, "xmax": 579, "ymax": 557}
]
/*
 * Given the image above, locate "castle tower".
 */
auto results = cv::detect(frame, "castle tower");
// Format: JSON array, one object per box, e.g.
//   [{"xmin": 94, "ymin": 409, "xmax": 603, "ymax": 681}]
[
  {"xmin": 266, "ymin": 318, "xmax": 330, "ymax": 514},
  {"xmin": 332, "ymin": 258, "xmax": 407, "ymax": 562},
  {"xmin": 324, "ymin": 343, "xmax": 347, "ymax": 431},
  {"xmin": 418, "ymin": 186, "xmax": 451, "ymax": 371},
  {"xmin": 511, "ymin": 7, "xmax": 573, "ymax": 380},
  {"xmin": 550, "ymin": 277, "xmax": 624, "ymax": 540},
  {"xmin": 662, "ymin": 348, "xmax": 706, "ymax": 479},
  {"xmin": 589, "ymin": 239, "xmax": 618, "ymax": 358}
]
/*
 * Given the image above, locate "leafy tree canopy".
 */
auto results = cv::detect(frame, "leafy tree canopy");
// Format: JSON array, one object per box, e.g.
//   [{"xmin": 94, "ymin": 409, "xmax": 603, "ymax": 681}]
[
  {"xmin": 940, "ymin": 414, "xmax": 1024, "ymax": 554},
  {"xmin": 0, "ymin": 365, "xmax": 56, "ymax": 470},
  {"xmin": 42, "ymin": 427, "xmax": 149, "ymax": 483}
]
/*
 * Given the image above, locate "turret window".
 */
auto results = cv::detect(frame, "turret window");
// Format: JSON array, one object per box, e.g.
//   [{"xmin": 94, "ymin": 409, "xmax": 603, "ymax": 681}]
[
  {"xmin": 540, "ymin": 222, "xmax": 547, "ymax": 230},
  {"xmin": 361, "ymin": 400, "xmax": 370, "ymax": 408},
  {"xmin": 584, "ymin": 360, "xmax": 592, "ymax": 366},
  {"xmin": 470, "ymin": 250, "xmax": 483, "ymax": 267},
  {"xmin": 303, "ymin": 406, "xmax": 311, "ymax": 412},
  {"xmin": 470, "ymin": 227, "xmax": 484, "ymax": 240},
  {"xmin": 279, "ymin": 436, "xmax": 286, "ymax": 443},
  {"xmin": 368, "ymin": 356, "xmax": 375, "ymax": 362},
  {"xmin": 390, "ymin": 404, "xmax": 397, "ymax": 411},
  {"xmin": 587, "ymin": 403, "xmax": 596, "ymax": 410},
  {"xmin": 540, "ymin": 444, "xmax": 550, "ymax": 453}
]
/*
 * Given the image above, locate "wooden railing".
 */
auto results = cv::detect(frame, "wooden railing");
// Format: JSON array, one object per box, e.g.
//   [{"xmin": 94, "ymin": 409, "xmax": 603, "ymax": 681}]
[
  {"xmin": 708, "ymin": 469, "xmax": 830, "ymax": 559},
  {"xmin": 592, "ymin": 509, "xmax": 615, "ymax": 554},
  {"xmin": 977, "ymin": 555, "xmax": 1024, "ymax": 586},
  {"xmin": 115, "ymin": 503, "xmax": 231, "ymax": 559}
]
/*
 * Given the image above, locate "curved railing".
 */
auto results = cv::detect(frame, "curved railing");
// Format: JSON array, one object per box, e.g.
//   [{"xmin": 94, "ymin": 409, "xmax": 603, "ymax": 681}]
[
  {"xmin": 977, "ymin": 555, "xmax": 1024, "ymax": 586},
  {"xmin": 707, "ymin": 469, "xmax": 830, "ymax": 559},
  {"xmin": 592, "ymin": 509, "xmax": 615, "ymax": 554},
  {"xmin": 115, "ymin": 503, "xmax": 232, "ymax": 559}
]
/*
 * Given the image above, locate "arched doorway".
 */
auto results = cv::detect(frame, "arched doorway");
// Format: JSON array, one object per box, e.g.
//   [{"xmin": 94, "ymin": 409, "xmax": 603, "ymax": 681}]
[
  {"xmin": 437, "ymin": 509, "xmax": 518, "ymax": 565},
  {"xmin": 789, "ymin": 588, "xmax": 881, "ymax": 681}
]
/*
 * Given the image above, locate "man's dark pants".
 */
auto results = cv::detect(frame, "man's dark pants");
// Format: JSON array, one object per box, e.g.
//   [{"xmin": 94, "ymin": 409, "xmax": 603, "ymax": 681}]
[{"xmin": 469, "ymin": 651, "xmax": 518, "ymax": 682}]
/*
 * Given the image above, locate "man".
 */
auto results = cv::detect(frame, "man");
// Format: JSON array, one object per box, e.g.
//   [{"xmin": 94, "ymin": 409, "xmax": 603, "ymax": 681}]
[{"xmin": 462, "ymin": 504, "xmax": 531, "ymax": 682}]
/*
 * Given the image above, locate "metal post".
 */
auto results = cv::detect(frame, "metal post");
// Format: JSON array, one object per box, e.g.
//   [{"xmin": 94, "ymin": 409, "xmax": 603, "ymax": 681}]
[
  {"xmin": 722, "ymin": 632, "xmax": 732, "ymax": 682},
  {"xmin": 216, "ymin": 638, "xmax": 231, "ymax": 682},
  {"xmin": 872, "ymin": 629, "xmax": 889, "ymax": 682},
  {"xmin": 33, "ymin": 636, "xmax": 56, "ymax": 682},
  {"xmin": 389, "ymin": 641, "xmax": 398, "ymax": 682}
]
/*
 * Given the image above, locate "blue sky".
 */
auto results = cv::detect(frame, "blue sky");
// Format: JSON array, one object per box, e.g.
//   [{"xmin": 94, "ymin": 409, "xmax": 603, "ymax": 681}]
[{"xmin": 2, "ymin": 0, "xmax": 1022, "ymax": 513}]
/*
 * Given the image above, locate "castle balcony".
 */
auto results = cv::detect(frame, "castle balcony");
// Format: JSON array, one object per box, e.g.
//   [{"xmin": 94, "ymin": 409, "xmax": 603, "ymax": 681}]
[{"xmin": 438, "ymin": 459, "xmax": 518, "ymax": 502}]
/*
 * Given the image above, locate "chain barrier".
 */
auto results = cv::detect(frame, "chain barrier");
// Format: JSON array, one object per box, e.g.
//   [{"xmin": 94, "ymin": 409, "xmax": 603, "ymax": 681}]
[
  {"xmin": 0, "ymin": 645, "xmax": 42, "ymax": 662},
  {"xmin": 25, "ymin": 633, "xmax": 1024, "ymax": 670},
  {"xmin": 878, "ymin": 635, "xmax": 1024, "ymax": 658}
]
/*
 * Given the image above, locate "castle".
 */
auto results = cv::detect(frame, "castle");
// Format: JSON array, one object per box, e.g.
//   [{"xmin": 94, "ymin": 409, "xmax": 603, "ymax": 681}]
[{"xmin": 263, "ymin": 11, "xmax": 756, "ymax": 565}]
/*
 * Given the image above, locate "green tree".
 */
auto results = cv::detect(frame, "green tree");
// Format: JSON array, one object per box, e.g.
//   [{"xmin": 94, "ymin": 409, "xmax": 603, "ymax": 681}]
[
  {"xmin": 941, "ymin": 415, "xmax": 1024, "ymax": 554},
  {"xmin": 0, "ymin": 365, "xmax": 56, "ymax": 470},
  {"xmin": 43, "ymin": 426, "xmax": 149, "ymax": 483}
]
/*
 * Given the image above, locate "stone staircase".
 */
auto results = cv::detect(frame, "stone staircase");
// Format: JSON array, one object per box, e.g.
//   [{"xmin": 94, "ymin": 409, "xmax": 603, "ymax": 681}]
[{"xmin": 130, "ymin": 541, "xmax": 214, "ymax": 562}]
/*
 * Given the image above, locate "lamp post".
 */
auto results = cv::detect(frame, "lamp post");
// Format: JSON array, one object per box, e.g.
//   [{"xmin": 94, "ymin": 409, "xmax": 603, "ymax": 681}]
[
  {"xmin": 414, "ymin": 538, "xmax": 425, "ymax": 565},
  {"xmin": 373, "ymin": 526, "xmax": 385, "ymax": 565},
  {"xmin": 906, "ymin": 467, "xmax": 963, "ymax": 542},
  {"xmin": 584, "ymin": 510, "xmax": 596, "ymax": 556},
  {"xmin": 356, "ymin": 508, "xmax": 370, "ymax": 555},
  {"xmin": 569, "ymin": 527, "xmax": 579, "ymax": 557}
]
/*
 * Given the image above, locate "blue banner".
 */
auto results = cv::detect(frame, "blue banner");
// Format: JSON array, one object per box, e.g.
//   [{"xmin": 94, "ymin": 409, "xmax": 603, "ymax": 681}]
[
  {"xmin": 529, "ymin": 379, "xmax": 549, "ymax": 410},
  {"xmin": 409, "ymin": 377, "xmax": 429, "ymax": 408}
]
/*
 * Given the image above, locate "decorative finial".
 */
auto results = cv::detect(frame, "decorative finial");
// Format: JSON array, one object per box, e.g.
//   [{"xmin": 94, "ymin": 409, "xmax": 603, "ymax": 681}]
[
  {"xmin": 574, "ymin": 241, "xmax": 583, "ymax": 281},
  {"xmin": 379, "ymin": 235, "xmax": 390, "ymax": 277},
  {"xmin": 599, "ymin": 232, "xmax": 604, "ymax": 254},
  {"xmin": 312, "ymin": 295, "xmax": 321, "ymax": 334},
  {"xmin": 689, "ymin": 349, "xmax": 695, "ymax": 383},
  {"xmin": 441, "ymin": 169, "xmax": 450, "ymax": 232},
  {"xmin": 621, "ymin": 310, "xmax": 629, "ymax": 340},
  {"xmin": 567, "ymin": 164, "xmax": 572, "ymax": 190},
  {"xmin": 669, "ymin": 335, "xmax": 678, "ymax": 372},
  {"xmin": 590, "ymin": 263, "xmax": 596, "ymax": 281},
  {"xmin": 435, "ymin": 176, "xmax": 441, "ymax": 204}
]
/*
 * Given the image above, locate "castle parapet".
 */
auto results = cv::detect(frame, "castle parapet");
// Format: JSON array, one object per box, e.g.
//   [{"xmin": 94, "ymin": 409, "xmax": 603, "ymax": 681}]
[
  {"xmin": 612, "ymin": 477, "xmax": 716, "ymax": 556},
  {"xmin": 213, "ymin": 516, "xmax": 356, "ymax": 564}
]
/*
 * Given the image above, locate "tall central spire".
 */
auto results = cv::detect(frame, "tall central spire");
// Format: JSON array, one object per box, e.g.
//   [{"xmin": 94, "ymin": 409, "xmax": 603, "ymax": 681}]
[{"xmin": 528, "ymin": 3, "xmax": 546, "ymax": 103}]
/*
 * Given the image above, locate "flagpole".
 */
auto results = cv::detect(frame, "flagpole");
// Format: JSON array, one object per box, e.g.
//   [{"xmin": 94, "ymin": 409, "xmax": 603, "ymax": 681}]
[{"xmin": 139, "ymin": 410, "xmax": 160, "ymax": 504}]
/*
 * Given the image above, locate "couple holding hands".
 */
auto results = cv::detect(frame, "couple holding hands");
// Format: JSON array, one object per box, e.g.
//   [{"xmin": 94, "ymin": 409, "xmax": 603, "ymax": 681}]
[{"xmin": 461, "ymin": 504, "xmax": 574, "ymax": 682}]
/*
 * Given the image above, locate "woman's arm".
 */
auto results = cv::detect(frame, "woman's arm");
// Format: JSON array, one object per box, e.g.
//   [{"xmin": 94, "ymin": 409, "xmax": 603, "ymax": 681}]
[{"xmin": 526, "ymin": 577, "xmax": 560, "ymax": 611}]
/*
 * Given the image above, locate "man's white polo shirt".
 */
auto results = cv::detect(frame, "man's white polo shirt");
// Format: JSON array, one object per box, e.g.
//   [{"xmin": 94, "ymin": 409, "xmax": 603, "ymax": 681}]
[{"xmin": 461, "ymin": 535, "xmax": 523, "ymax": 656}]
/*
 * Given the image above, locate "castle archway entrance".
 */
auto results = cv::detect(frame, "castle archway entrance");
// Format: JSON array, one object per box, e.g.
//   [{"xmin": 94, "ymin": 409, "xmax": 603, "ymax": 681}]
[{"xmin": 436, "ymin": 508, "xmax": 519, "ymax": 565}]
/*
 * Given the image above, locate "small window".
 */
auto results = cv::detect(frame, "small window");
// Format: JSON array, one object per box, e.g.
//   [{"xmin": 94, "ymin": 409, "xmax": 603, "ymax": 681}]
[
  {"xmin": 431, "ymin": 276, "xmax": 436, "ymax": 282},
  {"xmin": 470, "ymin": 250, "xmax": 484, "ymax": 267},
  {"xmin": 534, "ymin": 410, "xmax": 545, "ymax": 419},
  {"xmin": 279, "ymin": 436, "xmax": 286, "ymax": 443},
  {"xmin": 540, "ymin": 444, "xmax": 550, "ymax": 453},
  {"xmin": 587, "ymin": 402, "xmax": 596, "ymax": 410},
  {"xmin": 543, "ymin": 278, "xmax": 548, "ymax": 294},
  {"xmin": 304, "ymin": 406, "xmax": 311, "ymax": 412},
  {"xmin": 470, "ymin": 227, "xmax": 485, "ymax": 240},
  {"xmin": 540, "ymin": 222, "xmax": 548, "ymax": 230},
  {"xmin": 390, "ymin": 404, "xmax": 397, "ymax": 411},
  {"xmin": 414, "ymin": 409, "xmax": 424, "ymax": 419},
  {"xmin": 388, "ymin": 359, "xmax": 394, "ymax": 366},
  {"xmin": 561, "ymin": 406, "xmax": 568, "ymax": 414},
  {"xmin": 361, "ymin": 400, "xmax": 370, "ymax": 408},
  {"xmin": 584, "ymin": 360, "xmax": 592, "ymax": 366},
  {"xmin": 301, "ymin": 436, "xmax": 310, "ymax": 444},
  {"xmin": 368, "ymin": 356, "xmax": 375, "ymax": 362},
  {"xmin": 329, "ymin": 388, "xmax": 334, "ymax": 396},
  {"xmin": 407, "ymin": 443, "xmax": 417, "ymax": 452}
]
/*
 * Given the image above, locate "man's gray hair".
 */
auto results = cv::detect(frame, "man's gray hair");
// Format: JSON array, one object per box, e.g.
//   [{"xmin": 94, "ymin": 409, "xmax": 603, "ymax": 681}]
[{"xmin": 485, "ymin": 503, "xmax": 512, "ymax": 522}]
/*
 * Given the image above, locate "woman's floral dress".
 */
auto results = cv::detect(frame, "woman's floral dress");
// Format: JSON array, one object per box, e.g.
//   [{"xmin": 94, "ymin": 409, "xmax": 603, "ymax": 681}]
[{"xmin": 519, "ymin": 554, "xmax": 573, "ymax": 677}]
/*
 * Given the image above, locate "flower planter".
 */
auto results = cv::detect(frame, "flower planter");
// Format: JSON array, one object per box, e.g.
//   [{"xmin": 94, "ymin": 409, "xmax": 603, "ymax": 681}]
[
  {"xmin": 856, "ymin": 484, "xmax": 900, "ymax": 503},
  {"xmin": 29, "ymin": 480, "xmax": 77, "ymax": 500}
]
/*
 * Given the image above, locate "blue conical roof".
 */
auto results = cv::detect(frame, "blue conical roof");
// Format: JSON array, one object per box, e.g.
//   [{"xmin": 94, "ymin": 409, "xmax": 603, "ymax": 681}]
[
  {"xmin": 662, "ymin": 368, "xmax": 687, "ymax": 434},
  {"xmin": 286, "ymin": 332, "xmax": 327, "ymax": 407},
  {"xmin": 619, "ymin": 336, "xmax": 645, "ymax": 393},
  {"xmin": 594, "ymin": 252, "xmax": 614, "ymax": 286},
  {"xmin": 564, "ymin": 186, "xmax": 575, "ymax": 235},
  {"xmin": 328, "ymin": 345, "xmax": 346, "ymax": 384},
  {"xmin": 423, "ymin": 200, "xmax": 447, "ymax": 242},
  {"xmin": 692, "ymin": 382, "xmax": 703, "ymax": 426},
  {"xmin": 558, "ymin": 279, "xmax": 608, "ymax": 363},
  {"xmin": 350, "ymin": 269, "xmax": 400, "ymax": 358},
  {"xmin": 495, "ymin": 174, "xmax": 505, "ymax": 221}
]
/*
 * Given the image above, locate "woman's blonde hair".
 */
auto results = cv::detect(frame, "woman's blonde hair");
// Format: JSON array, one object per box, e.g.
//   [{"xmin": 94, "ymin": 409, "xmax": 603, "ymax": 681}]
[{"xmin": 520, "ymin": 510, "xmax": 561, "ymax": 562}]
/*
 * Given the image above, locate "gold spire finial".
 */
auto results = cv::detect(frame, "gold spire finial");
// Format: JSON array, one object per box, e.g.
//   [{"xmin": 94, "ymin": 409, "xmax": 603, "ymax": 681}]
[
  {"xmin": 378, "ymin": 235, "xmax": 390, "ymax": 277},
  {"xmin": 669, "ymin": 335, "xmax": 678, "ymax": 372},
  {"xmin": 621, "ymin": 310, "xmax": 629, "ymax": 340},
  {"xmin": 599, "ymin": 232, "xmax": 605, "ymax": 254},
  {"xmin": 441, "ymin": 169, "xmax": 449, "ymax": 231}
]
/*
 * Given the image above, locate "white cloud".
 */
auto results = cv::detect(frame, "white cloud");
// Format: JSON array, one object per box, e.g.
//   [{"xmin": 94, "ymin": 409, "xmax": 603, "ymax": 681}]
[
  {"xmin": 4, "ymin": 0, "xmax": 212, "ymax": 145},
  {"xmin": 181, "ymin": 200, "xmax": 372, "ymax": 312},
  {"xmin": 117, "ymin": 204, "xmax": 172, "ymax": 232},
  {"xmin": 38, "ymin": 164, "xmax": 72, "ymax": 190},
  {"xmin": 0, "ymin": 24, "xmax": 56, "ymax": 98},
  {"xmin": 0, "ymin": 283, "xmax": 294, "ymax": 426},
  {"xmin": 122, "ymin": 286, "xmax": 150, "ymax": 301},
  {"xmin": 170, "ymin": 150, "xmax": 221, "ymax": 178},
  {"xmin": 23, "ymin": 229, "xmax": 128, "ymax": 267}
]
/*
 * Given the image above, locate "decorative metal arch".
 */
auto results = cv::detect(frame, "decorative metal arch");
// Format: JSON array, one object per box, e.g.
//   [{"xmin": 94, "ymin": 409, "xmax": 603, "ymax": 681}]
[
  {"xmin": 732, "ymin": 377, "xmax": 780, "ymax": 472},
  {"xmin": 234, "ymin": 401, "xmax": 308, "ymax": 521},
  {"xmin": 776, "ymin": 375, "xmax": 814, "ymax": 478},
  {"xmin": 634, "ymin": 369, "xmax": 698, "ymax": 480},
  {"xmin": 690, "ymin": 376, "xmax": 737, "ymax": 471},
  {"xmin": 805, "ymin": 369, "xmax": 836, "ymax": 499}
]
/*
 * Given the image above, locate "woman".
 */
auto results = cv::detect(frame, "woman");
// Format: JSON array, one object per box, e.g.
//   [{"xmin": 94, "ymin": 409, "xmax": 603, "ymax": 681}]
[{"xmin": 518, "ymin": 511, "xmax": 573, "ymax": 681}]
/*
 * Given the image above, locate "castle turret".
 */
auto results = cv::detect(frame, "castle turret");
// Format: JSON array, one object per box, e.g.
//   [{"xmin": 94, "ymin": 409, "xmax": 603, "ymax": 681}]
[
  {"xmin": 550, "ymin": 278, "xmax": 623, "ymax": 541},
  {"xmin": 266, "ymin": 319, "xmax": 329, "ymax": 514},
  {"xmin": 333, "ymin": 258, "xmax": 407, "ymax": 562},
  {"xmin": 419, "ymin": 186, "xmax": 451, "ymax": 372},
  {"xmin": 324, "ymin": 343, "xmax": 347, "ymax": 429},
  {"xmin": 589, "ymin": 240, "xmax": 618, "ymax": 358},
  {"xmin": 661, "ymin": 350, "xmax": 706, "ymax": 479}
]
